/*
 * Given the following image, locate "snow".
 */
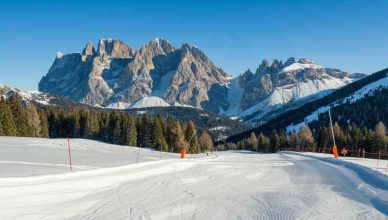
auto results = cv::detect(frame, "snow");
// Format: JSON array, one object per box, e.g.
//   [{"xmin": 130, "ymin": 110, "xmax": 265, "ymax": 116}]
[
  {"xmin": 1, "ymin": 87, "xmax": 53, "ymax": 106},
  {"xmin": 238, "ymin": 76, "xmax": 349, "ymax": 118},
  {"xmin": 286, "ymin": 106, "xmax": 330, "ymax": 133},
  {"xmin": 173, "ymin": 102, "xmax": 195, "ymax": 108},
  {"xmin": 343, "ymin": 73, "xmax": 388, "ymax": 103},
  {"xmin": 285, "ymin": 73, "xmax": 388, "ymax": 132},
  {"xmin": 130, "ymin": 96, "xmax": 170, "ymax": 108},
  {"xmin": 0, "ymin": 137, "xmax": 194, "ymax": 177},
  {"xmin": 56, "ymin": 51, "xmax": 64, "ymax": 59},
  {"xmin": 0, "ymin": 137, "xmax": 387, "ymax": 219},
  {"xmin": 151, "ymin": 70, "xmax": 175, "ymax": 97},
  {"xmin": 209, "ymin": 126, "xmax": 229, "ymax": 131},
  {"xmin": 281, "ymin": 62, "xmax": 322, "ymax": 73},
  {"xmin": 106, "ymin": 101, "xmax": 131, "ymax": 109},
  {"xmin": 289, "ymin": 151, "xmax": 388, "ymax": 175},
  {"xmin": 221, "ymin": 77, "xmax": 244, "ymax": 116}
]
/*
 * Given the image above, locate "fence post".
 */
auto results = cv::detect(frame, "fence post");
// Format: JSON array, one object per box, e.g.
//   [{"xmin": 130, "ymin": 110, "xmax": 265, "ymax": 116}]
[
  {"xmin": 386, "ymin": 161, "xmax": 388, "ymax": 175},
  {"xmin": 377, "ymin": 150, "xmax": 381, "ymax": 169},
  {"xmin": 358, "ymin": 148, "xmax": 361, "ymax": 158},
  {"xmin": 67, "ymin": 137, "xmax": 73, "ymax": 172},
  {"xmin": 136, "ymin": 147, "xmax": 141, "ymax": 163},
  {"xmin": 362, "ymin": 148, "xmax": 365, "ymax": 158}
]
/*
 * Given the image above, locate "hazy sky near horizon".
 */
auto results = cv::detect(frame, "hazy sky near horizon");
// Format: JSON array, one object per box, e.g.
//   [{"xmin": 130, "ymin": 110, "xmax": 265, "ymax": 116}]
[{"xmin": 1, "ymin": 0, "xmax": 388, "ymax": 90}]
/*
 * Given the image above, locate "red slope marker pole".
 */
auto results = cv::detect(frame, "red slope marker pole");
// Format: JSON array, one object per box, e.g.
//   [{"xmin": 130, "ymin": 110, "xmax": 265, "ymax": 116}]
[{"xmin": 67, "ymin": 137, "xmax": 73, "ymax": 172}]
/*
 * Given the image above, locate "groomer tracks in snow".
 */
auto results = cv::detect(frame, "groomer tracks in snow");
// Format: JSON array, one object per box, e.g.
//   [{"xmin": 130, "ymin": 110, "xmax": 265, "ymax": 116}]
[{"xmin": 0, "ymin": 137, "xmax": 387, "ymax": 219}]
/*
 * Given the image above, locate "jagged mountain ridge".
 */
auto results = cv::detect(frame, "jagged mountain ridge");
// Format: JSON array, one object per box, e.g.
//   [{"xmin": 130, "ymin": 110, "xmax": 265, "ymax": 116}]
[
  {"xmin": 39, "ymin": 38, "xmax": 228, "ymax": 111},
  {"xmin": 39, "ymin": 38, "xmax": 364, "ymax": 123}
]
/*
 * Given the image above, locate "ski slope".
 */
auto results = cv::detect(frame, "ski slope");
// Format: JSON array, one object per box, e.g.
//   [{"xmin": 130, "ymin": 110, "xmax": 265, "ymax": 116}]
[{"xmin": 0, "ymin": 137, "xmax": 387, "ymax": 219}]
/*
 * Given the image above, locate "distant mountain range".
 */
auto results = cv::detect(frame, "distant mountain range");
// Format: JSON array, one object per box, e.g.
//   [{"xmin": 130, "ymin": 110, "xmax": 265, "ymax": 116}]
[
  {"xmin": 38, "ymin": 38, "xmax": 365, "ymax": 124},
  {"xmin": 227, "ymin": 68, "xmax": 388, "ymax": 143}
]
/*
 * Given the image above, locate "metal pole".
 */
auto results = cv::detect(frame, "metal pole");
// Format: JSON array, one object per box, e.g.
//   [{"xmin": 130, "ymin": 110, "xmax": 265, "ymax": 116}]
[
  {"xmin": 184, "ymin": 129, "xmax": 197, "ymax": 152},
  {"xmin": 328, "ymin": 109, "xmax": 336, "ymax": 146},
  {"xmin": 136, "ymin": 147, "xmax": 141, "ymax": 163},
  {"xmin": 67, "ymin": 137, "xmax": 73, "ymax": 172}
]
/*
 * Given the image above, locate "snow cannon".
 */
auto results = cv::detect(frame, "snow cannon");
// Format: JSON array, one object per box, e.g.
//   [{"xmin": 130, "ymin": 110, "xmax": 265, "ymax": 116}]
[
  {"xmin": 332, "ymin": 145, "xmax": 339, "ymax": 159},
  {"xmin": 181, "ymin": 149, "xmax": 186, "ymax": 158}
]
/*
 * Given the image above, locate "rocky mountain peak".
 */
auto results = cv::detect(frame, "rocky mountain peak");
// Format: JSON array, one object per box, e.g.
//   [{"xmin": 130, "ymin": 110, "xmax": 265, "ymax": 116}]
[
  {"xmin": 97, "ymin": 39, "xmax": 136, "ymax": 58},
  {"xmin": 39, "ymin": 38, "xmax": 231, "ymax": 112},
  {"xmin": 284, "ymin": 57, "xmax": 296, "ymax": 67},
  {"xmin": 82, "ymin": 42, "xmax": 95, "ymax": 56},
  {"xmin": 56, "ymin": 52, "xmax": 64, "ymax": 59},
  {"xmin": 298, "ymin": 58, "xmax": 316, "ymax": 64},
  {"xmin": 271, "ymin": 59, "xmax": 283, "ymax": 70},
  {"xmin": 152, "ymin": 38, "xmax": 175, "ymax": 54}
]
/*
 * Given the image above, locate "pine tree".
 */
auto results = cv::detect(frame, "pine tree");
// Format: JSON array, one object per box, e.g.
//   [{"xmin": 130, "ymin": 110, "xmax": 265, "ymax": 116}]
[
  {"xmin": 270, "ymin": 130, "xmax": 280, "ymax": 152},
  {"xmin": 27, "ymin": 104, "xmax": 41, "ymax": 137},
  {"xmin": 175, "ymin": 121, "xmax": 186, "ymax": 152},
  {"xmin": 298, "ymin": 127, "xmax": 314, "ymax": 149},
  {"xmin": 166, "ymin": 116, "xmax": 183, "ymax": 152},
  {"xmin": 199, "ymin": 131, "xmax": 213, "ymax": 152},
  {"xmin": 184, "ymin": 120, "xmax": 199, "ymax": 153},
  {"xmin": 151, "ymin": 116, "xmax": 168, "ymax": 151},
  {"xmin": 248, "ymin": 132, "xmax": 258, "ymax": 151},
  {"xmin": 126, "ymin": 116, "xmax": 137, "ymax": 146},
  {"xmin": 374, "ymin": 121, "xmax": 386, "ymax": 153},
  {"xmin": 0, "ymin": 98, "xmax": 17, "ymax": 136},
  {"xmin": 139, "ymin": 114, "xmax": 152, "ymax": 148},
  {"xmin": 317, "ymin": 127, "xmax": 331, "ymax": 148},
  {"xmin": 257, "ymin": 132, "xmax": 269, "ymax": 152},
  {"xmin": 8, "ymin": 95, "xmax": 32, "ymax": 136},
  {"xmin": 38, "ymin": 111, "xmax": 49, "ymax": 138},
  {"xmin": 288, "ymin": 132, "xmax": 299, "ymax": 149},
  {"xmin": 279, "ymin": 130, "xmax": 289, "ymax": 149}
]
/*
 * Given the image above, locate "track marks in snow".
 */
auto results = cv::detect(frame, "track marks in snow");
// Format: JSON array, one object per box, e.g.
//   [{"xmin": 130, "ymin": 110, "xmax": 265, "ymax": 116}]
[{"xmin": 1, "ymin": 150, "xmax": 387, "ymax": 219}]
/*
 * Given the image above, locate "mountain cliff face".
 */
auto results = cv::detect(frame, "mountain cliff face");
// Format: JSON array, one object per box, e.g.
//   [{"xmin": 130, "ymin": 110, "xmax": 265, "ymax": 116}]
[
  {"xmin": 39, "ymin": 38, "xmax": 228, "ymax": 111},
  {"xmin": 39, "ymin": 38, "xmax": 363, "ymax": 124},
  {"xmin": 224, "ymin": 58, "xmax": 364, "ymax": 123}
]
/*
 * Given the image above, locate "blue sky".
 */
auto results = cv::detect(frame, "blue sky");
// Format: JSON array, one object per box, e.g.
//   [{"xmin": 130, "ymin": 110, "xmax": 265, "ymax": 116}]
[{"xmin": 1, "ymin": 0, "xmax": 388, "ymax": 90}]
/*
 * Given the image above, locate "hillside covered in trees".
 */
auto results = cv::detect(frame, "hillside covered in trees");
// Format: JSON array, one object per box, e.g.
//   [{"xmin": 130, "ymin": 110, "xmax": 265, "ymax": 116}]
[
  {"xmin": 0, "ymin": 95, "xmax": 214, "ymax": 153},
  {"xmin": 222, "ymin": 68, "xmax": 388, "ymax": 156}
]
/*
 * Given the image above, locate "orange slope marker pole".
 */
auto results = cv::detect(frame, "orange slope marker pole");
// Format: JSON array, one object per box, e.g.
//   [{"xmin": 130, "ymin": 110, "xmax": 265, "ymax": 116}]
[
  {"xmin": 328, "ymin": 109, "xmax": 338, "ymax": 159},
  {"xmin": 181, "ymin": 148, "xmax": 185, "ymax": 158}
]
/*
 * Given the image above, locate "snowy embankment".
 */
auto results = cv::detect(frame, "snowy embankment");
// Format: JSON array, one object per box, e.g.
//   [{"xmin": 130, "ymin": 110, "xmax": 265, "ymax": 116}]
[
  {"xmin": 0, "ymin": 137, "xmax": 203, "ymax": 177},
  {"xmin": 286, "ymin": 151, "xmax": 388, "ymax": 175},
  {"xmin": 0, "ymin": 137, "xmax": 387, "ymax": 219}
]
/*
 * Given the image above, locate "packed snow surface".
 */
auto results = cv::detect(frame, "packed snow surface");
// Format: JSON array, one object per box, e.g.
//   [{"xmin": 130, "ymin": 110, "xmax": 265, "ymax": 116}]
[
  {"xmin": 0, "ymin": 137, "xmax": 387, "ymax": 219},
  {"xmin": 130, "ymin": 96, "xmax": 170, "ymax": 108}
]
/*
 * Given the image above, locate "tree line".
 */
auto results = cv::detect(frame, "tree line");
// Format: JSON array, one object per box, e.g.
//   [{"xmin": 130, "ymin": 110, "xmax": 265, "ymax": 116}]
[
  {"xmin": 0, "ymin": 95, "xmax": 214, "ymax": 153},
  {"xmin": 218, "ymin": 121, "xmax": 387, "ymax": 158}
]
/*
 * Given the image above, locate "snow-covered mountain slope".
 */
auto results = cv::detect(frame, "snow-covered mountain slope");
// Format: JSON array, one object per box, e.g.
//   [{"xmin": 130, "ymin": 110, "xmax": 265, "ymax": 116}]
[
  {"xmin": 226, "ymin": 68, "xmax": 387, "ymax": 143},
  {"xmin": 286, "ymin": 71, "xmax": 388, "ymax": 133},
  {"xmin": 1, "ymin": 137, "xmax": 387, "ymax": 219},
  {"xmin": 240, "ymin": 75, "xmax": 349, "ymax": 117},
  {"xmin": 130, "ymin": 96, "xmax": 170, "ymax": 108},
  {"xmin": 0, "ymin": 84, "xmax": 78, "ymax": 107}
]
